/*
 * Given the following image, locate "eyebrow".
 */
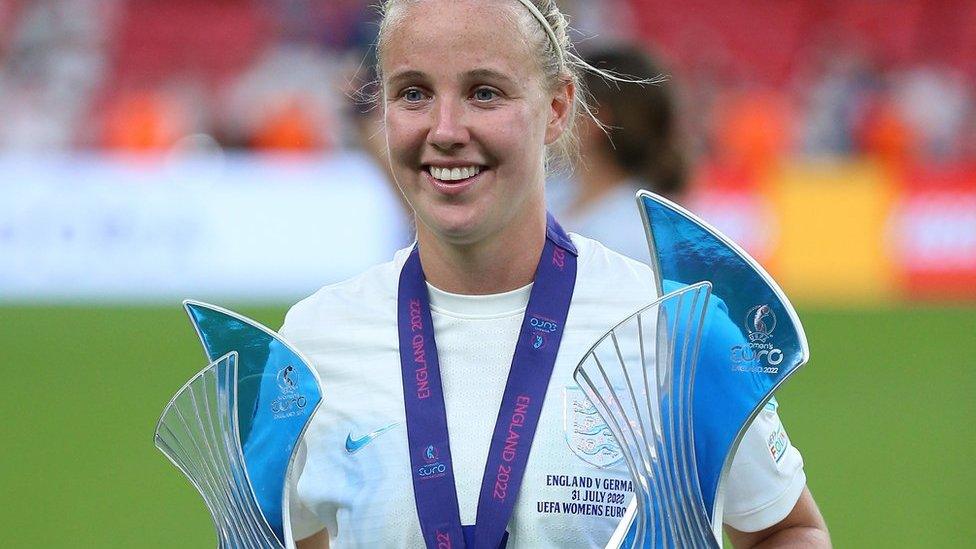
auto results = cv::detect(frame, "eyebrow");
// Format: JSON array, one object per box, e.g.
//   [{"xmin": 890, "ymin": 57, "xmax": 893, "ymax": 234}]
[
  {"xmin": 465, "ymin": 68, "xmax": 518, "ymax": 87},
  {"xmin": 385, "ymin": 68, "xmax": 519, "ymax": 88},
  {"xmin": 386, "ymin": 69, "xmax": 427, "ymax": 88}
]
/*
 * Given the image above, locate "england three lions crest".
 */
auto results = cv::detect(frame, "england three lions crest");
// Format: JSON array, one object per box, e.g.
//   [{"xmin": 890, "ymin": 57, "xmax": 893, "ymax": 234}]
[{"xmin": 563, "ymin": 387, "xmax": 623, "ymax": 468}]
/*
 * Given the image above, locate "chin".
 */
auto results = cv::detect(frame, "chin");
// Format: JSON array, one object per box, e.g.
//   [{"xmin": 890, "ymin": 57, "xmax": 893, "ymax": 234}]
[{"xmin": 418, "ymin": 202, "xmax": 490, "ymax": 244}]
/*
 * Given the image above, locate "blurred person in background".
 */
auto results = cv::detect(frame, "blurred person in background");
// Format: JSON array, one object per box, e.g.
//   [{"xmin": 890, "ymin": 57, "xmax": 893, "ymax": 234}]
[{"xmin": 550, "ymin": 44, "xmax": 689, "ymax": 262}]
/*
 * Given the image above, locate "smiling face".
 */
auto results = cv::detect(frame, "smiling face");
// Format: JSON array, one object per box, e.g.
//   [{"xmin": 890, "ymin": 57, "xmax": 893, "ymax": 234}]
[{"xmin": 380, "ymin": 0, "xmax": 572, "ymax": 247}]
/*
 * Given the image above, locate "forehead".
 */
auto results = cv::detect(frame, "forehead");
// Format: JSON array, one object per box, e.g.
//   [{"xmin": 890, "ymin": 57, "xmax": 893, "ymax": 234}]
[{"xmin": 382, "ymin": 0, "xmax": 539, "ymax": 83}]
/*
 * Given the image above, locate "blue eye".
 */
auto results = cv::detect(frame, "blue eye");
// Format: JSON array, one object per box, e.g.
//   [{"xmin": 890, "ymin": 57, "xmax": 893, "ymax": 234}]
[
  {"xmin": 403, "ymin": 89, "xmax": 425, "ymax": 102},
  {"xmin": 473, "ymin": 88, "xmax": 497, "ymax": 102}
]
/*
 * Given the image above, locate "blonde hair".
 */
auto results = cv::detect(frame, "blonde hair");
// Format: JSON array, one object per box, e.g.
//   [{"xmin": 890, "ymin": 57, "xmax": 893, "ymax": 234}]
[{"xmin": 374, "ymin": 0, "xmax": 659, "ymax": 171}]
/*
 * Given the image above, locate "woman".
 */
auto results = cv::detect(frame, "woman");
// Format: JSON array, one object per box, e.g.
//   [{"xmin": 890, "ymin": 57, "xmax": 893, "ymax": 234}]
[{"xmin": 285, "ymin": 1, "xmax": 829, "ymax": 547}]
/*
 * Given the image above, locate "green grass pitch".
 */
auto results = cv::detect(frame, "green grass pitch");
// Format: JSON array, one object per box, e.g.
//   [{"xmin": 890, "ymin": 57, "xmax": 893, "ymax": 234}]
[{"xmin": 0, "ymin": 304, "xmax": 973, "ymax": 547}]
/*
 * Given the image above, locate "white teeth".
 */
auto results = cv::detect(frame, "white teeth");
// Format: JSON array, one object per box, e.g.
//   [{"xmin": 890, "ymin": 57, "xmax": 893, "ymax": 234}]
[{"xmin": 430, "ymin": 165, "xmax": 481, "ymax": 182}]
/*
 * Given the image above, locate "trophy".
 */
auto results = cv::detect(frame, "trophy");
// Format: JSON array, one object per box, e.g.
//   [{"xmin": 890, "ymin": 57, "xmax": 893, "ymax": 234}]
[
  {"xmin": 154, "ymin": 301, "xmax": 323, "ymax": 548},
  {"xmin": 582, "ymin": 191, "xmax": 810, "ymax": 548}
]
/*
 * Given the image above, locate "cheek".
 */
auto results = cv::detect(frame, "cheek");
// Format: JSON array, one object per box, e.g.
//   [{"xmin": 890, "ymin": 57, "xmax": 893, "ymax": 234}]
[
  {"xmin": 484, "ymin": 109, "xmax": 546, "ymax": 170},
  {"xmin": 384, "ymin": 110, "xmax": 425, "ymax": 164}
]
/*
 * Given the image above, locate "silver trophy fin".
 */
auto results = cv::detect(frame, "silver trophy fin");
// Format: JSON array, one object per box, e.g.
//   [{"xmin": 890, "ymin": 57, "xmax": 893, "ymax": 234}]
[
  {"xmin": 155, "ymin": 302, "xmax": 323, "ymax": 548},
  {"xmin": 577, "ymin": 283, "xmax": 718, "ymax": 548},
  {"xmin": 155, "ymin": 352, "xmax": 283, "ymax": 548}
]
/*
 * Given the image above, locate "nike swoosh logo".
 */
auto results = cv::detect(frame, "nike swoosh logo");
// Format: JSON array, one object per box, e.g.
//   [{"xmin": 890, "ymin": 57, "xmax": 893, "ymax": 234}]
[{"xmin": 345, "ymin": 422, "xmax": 400, "ymax": 454}]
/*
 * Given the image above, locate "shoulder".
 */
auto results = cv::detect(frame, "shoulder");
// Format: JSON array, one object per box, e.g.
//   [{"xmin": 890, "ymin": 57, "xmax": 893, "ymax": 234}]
[
  {"xmin": 567, "ymin": 233, "xmax": 659, "ymax": 323},
  {"xmin": 571, "ymin": 233, "xmax": 656, "ymax": 291},
  {"xmin": 280, "ymin": 246, "xmax": 411, "ymax": 340}
]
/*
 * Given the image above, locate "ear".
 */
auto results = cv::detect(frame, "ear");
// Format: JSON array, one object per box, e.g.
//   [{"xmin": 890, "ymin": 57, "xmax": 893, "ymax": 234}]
[{"xmin": 544, "ymin": 79, "xmax": 575, "ymax": 145}]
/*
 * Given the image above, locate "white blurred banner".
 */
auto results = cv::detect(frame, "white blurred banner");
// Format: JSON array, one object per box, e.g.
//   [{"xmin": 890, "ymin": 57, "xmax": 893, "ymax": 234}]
[{"xmin": 0, "ymin": 153, "xmax": 411, "ymax": 303}]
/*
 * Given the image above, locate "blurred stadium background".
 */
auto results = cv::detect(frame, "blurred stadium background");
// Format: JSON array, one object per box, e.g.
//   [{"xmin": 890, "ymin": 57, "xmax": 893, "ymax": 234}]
[{"xmin": 0, "ymin": 0, "xmax": 973, "ymax": 546}]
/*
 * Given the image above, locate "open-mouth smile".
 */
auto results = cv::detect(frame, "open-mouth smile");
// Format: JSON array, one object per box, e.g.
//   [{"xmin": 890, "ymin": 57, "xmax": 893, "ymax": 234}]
[{"xmin": 423, "ymin": 164, "xmax": 487, "ymax": 195}]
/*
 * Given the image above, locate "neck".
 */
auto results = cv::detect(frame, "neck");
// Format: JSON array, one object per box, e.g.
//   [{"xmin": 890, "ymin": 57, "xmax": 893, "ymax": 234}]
[
  {"xmin": 572, "ymin": 150, "xmax": 630, "ymax": 217},
  {"xmin": 416, "ymin": 209, "xmax": 547, "ymax": 295}
]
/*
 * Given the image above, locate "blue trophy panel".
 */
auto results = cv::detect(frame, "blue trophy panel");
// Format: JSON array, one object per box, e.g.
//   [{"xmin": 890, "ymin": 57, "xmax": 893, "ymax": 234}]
[
  {"xmin": 638, "ymin": 191, "xmax": 809, "ymax": 524},
  {"xmin": 184, "ymin": 301, "xmax": 323, "ymax": 545}
]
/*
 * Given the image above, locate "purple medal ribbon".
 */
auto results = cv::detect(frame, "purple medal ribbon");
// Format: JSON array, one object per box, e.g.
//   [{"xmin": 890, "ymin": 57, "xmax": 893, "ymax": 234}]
[{"xmin": 397, "ymin": 214, "xmax": 578, "ymax": 549}]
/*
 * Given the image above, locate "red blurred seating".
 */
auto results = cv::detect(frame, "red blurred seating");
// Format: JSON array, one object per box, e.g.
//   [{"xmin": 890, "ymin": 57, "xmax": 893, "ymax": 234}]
[
  {"xmin": 628, "ymin": 0, "xmax": 973, "ymax": 83},
  {"xmin": 109, "ymin": 0, "xmax": 272, "ymax": 91}
]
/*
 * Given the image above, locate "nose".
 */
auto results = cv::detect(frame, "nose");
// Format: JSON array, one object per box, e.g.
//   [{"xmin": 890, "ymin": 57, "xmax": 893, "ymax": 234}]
[{"xmin": 427, "ymin": 96, "xmax": 469, "ymax": 151}]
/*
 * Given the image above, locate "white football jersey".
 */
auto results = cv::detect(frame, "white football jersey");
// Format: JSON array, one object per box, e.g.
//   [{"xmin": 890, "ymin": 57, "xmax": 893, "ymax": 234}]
[{"xmin": 282, "ymin": 234, "xmax": 805, "ymax": 546}]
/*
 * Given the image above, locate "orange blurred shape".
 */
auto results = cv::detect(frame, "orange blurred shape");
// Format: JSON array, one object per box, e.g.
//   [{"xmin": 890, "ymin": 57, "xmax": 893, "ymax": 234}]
[
  {"xmin": 714, "ymin": 90, "xmax": 792, "ymax": 174},
  {"xmin": 252, "ymin": 99, "xmax": 327, "ymax": 152},
  {"xmin": 859, "ymin": 100, "xmax": 914, "ymax": 171},
  {"xmin": 103, "ymin": 90, "xmax": 187, "ymax": 151}
]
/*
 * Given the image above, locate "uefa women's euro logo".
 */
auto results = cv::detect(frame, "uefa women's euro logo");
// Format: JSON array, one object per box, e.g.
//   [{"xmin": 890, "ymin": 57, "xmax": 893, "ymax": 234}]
[
  {"xmin": 418, "ymin": 444, "xmax": 447, "ymax": 480},
  {"xmin": 271, "ymin": 364, "xmax": 308, "ymax": 419},
  {"xmin": 731, "ymin": 304, "xmax": 784, "ymax": 374},
  {"xmin": 563, "ymin": 387, "xmax": 623, "ymax": 468},
  {"xmin": 528, "ymin": 314, "xmax": 559, "ymax": 350}
]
